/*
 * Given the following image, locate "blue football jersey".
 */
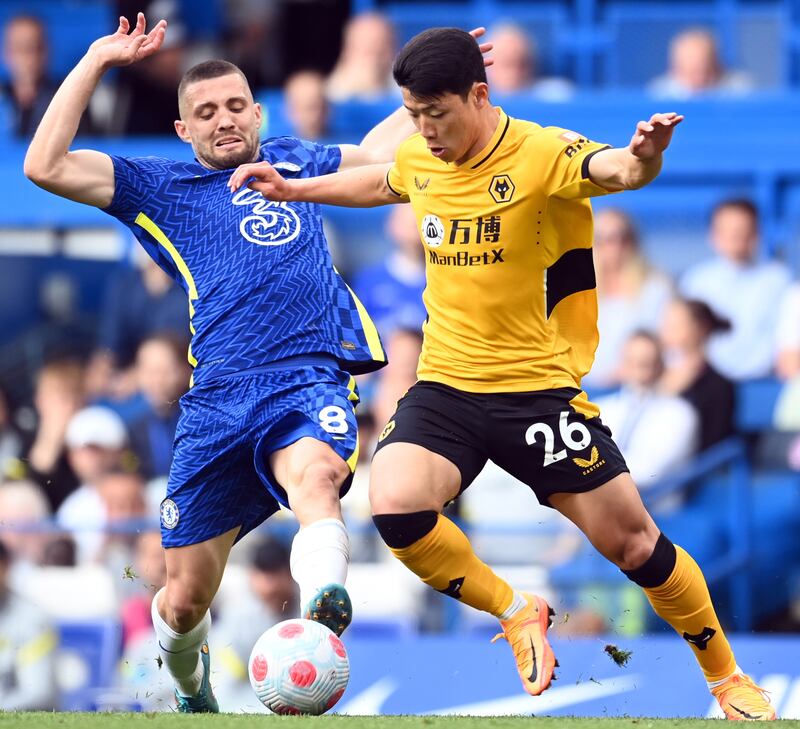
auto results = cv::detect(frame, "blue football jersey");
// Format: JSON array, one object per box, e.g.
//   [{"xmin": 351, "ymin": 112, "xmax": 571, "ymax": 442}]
[{"xmin": 103, "ymin": 137, "xmax": 386, "ymax": 385}]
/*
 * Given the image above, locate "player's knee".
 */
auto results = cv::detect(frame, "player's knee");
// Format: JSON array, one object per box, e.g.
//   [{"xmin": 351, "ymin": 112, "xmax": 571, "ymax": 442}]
[
  {"xmin": 614, "ymin": 528, "xmax": 661, "ymax": 572},
  {"xmin": 295, "ymin": 458, "xmax": 348, "ymax": 495},
  {"xmin": 369, "ymin": 472, "xmax": 433, "ymax": 515},
  {"xmin": 372, "ymin": 510, "xmax": 439, "ymax": 549},
  {"xmin": 622, "ymin": 532, "xmax": 677, "ymax": 587},
  {"xmin": 164, "ymin": 583, "xmax": 213, "ymax": 633}
]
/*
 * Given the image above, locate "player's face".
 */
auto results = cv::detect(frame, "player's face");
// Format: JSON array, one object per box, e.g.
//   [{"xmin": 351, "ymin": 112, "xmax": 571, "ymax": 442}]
[
  {"xmin": 176, "ymin": 74, "xmax": 263, "ymax": 170},
  {"xmin": 402, "ymin": 86, "xmax": 486, "ymax": 165}
]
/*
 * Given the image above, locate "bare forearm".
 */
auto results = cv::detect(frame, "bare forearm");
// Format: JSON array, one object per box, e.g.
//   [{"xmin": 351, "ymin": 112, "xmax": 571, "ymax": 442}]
[
  {"xmin": 285, "ymin": 164, "xmax": 396, "ymax": 207},
  {"xmin": 24, "ymin": 53, "xmax": 105, "ymax": 178},
  {"xmin": 588, "ymin": 147, "xmax": 662, "ymax": 192},
  {"xmin": 359, "ymin": 107, "xmax": 416, "ymax": 163}
]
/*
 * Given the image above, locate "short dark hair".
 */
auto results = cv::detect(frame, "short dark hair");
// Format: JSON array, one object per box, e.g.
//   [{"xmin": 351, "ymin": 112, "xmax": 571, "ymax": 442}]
[
  {"xmin": 178, "ymin": 59, "xmax": 248, "ymax": 109},
  {"xmin": 251, "ymin": 538, "xmax": 291, "ymax": 574},
  {"xmin": 393, "ymin": 27, "xmax": 486, "ymax": 102},
  {"xmin": 711, "ymin": 198, "xmax": 759, "ymax": 224}
]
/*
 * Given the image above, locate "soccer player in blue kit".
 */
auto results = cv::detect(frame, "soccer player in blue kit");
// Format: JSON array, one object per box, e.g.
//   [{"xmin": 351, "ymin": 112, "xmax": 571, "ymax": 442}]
[{"xmin": 24, "ymin": 13, "xmax": 491, "ymax": 713}]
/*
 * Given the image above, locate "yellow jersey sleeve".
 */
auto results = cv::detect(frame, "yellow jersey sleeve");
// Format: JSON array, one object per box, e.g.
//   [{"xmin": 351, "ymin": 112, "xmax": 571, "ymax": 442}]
[
  {"xmin": 539, "ymin": 127, "xmax": 614, "ymax": 200},
  {"xmin": 386, "ymin": 141, "xmax": 412, "ymax": 201}
]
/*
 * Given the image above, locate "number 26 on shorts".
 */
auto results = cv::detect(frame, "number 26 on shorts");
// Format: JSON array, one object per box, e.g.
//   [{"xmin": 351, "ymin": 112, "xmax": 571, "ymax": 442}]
[{"xmin": 525, "ymin": 410, "xmax": 591, "ymax": 467}]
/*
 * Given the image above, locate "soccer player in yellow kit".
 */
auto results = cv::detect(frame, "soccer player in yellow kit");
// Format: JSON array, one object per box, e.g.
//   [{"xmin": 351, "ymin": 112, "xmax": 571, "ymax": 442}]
[{"xmin": 229, "ymin": 28, "xmax": 775, "ymax": 720}]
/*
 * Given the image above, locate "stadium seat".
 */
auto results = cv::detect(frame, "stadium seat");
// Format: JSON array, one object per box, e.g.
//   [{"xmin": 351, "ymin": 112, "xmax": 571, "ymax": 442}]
[
  {"xmin": 735, "ymin": 378, "xmax": 783, "ymax": 432},
  {"xmin": 56, "ymin": 618, "xmax": 122, "ymax": 711}
]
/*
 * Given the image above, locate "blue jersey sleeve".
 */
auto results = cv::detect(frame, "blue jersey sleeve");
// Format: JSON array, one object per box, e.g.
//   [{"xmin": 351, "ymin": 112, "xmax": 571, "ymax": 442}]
[
  {"xmin": 101, "ymin": 155, "xmax": 184, "ymax": 287},
  {"xmin": 303, "ymin": 140, "xmax": 342, "ymax": 176},
  {"xmin": 104, "ymin": 155, "xmax": 168, "ymax": 222}
]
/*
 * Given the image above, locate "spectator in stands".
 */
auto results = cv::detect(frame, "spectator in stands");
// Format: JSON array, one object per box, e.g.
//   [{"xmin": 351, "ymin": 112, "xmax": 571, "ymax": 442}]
[
  {"xmin": 221, "ymin": 0, "xmax": 282, "ymax": 90},
  {"xmin": 111, "ymin": 1, "xmax": 186, "ymax": 134},
  {"xmin": 586, "ymin": 208, "xmax": 673, "ymax": 390},
  {"xmin": 128, "ymin": 333, "xmax": 190, "ymax": 481},
  {"xmin": 23, "ymin": 358, "xmax": 84, "ymax": 511},
  {"xmin": 283, "ymin": 70, "xmax": 330, "ymax": 141},
  {"xmin": 86, "ymin": 253, "xmax": 188, "ymax": 401},
  {"xmin": 596, "ymin": 332, "xmax": 699, "ymax": 508},
  {"xmin": 326, "ymin": 12, "xmax": 397, "ymax": 101},
  {"xmin": 0, "ymin": 540, "xmax": 58, "ymax": 710},
  {"xmin": 660, "ymin": 298, "xmax": 735, "ymax": 451},
  {"xmin": 352, "ymin": 204, "xmax": 427, "ymax": 343},
  {"xmin": 1, "ymin": 15, "xmax": 64, "ymax": 139},
  {"xmin": 0, "ymin": 479, "xmax": 51, "ymax": 571},
  {"xmin": 55, "ymin": 406, "xmax": 129, "ymax": 563},
  {"xmin": 776, "ymin": 281, "xmax": 800, "ymax": 381},
  {"xmin": 648, "ymin": 28, "xmax": 753, "ymax": 99},
  {"xmin": 97, "ymin": 470, "xmax": 149, "ymax": 593},
  {"xmin": 372, "ymin": 327, "xmax": 424, "ymax": 432},
  {"xmin": 212, "ymin": 538, "xmax": 298, "ymax": 709},
  {"xmin": 120, "ymin": 530, "xmax": 166, "ymax": 648},
  {"xmin": 772, "ymin": 281, "xmax": 800, "ymax": 449},
  {"xmin": 680, "ymin": 199, "xmax": 791, "ymax": 380},
  {"xmin": 487, "ymin": 22, "xmax": 573, "ymax": 101},
  {"xmin": 0, "ymin": 387, "xmax": 22, "ymax": 478}
]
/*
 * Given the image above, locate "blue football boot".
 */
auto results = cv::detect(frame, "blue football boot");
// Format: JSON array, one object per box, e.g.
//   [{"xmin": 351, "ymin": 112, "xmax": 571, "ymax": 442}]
[{"xmin": 174, "ymin": 641, "xmax": 219, "ymax": 713}]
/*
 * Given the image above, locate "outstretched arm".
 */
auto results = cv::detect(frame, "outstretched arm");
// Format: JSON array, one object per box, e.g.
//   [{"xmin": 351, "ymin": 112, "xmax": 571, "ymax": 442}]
[
  {"xmin": 337, "ymin": 27, "xmax": 494, "ymax": 170},
  {"xmin": 228, "ymin": 162, "xmax": 399, "ymax": 208},
  {"xmin": 587, "ymin": 112, "xmax": 683, "ymax": 192},
  {"xmin": 24, "ymin": 13, "xmax": 167, "ymax": 208}
]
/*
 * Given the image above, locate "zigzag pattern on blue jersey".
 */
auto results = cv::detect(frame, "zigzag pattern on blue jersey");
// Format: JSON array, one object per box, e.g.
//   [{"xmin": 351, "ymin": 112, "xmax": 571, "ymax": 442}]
[{"xmin": 103, "ymin": 137, "xmax": 385, "ymax": 385}]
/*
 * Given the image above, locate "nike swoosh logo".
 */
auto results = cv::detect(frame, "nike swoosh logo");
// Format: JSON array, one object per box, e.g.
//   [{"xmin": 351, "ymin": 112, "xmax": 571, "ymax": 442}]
[
  {"xmin": 528, "ymin": 637, "xmax": 538, "ymax": 684},
  {"xmin": 729, "ymin": 703, "xmax": 761, "ymax": 720}
]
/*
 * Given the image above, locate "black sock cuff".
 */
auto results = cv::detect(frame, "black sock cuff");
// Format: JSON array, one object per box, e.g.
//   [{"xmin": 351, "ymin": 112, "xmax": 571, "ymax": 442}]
[
  {"xmin": 622, "ymin": 532, "xmax": 677, "ymax": 588},
  {"xmin": 372, "ymin": 511, "xmax": 439, "ymax": 549}
]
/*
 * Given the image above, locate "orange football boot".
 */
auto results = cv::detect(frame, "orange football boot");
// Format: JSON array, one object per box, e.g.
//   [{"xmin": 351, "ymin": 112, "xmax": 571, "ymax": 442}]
[
  {"xmin": 711, "ymin": 673, "xmax": 776, "ymax": 721},
  {"xmin": 492, "ymin": 593, "xmax": 557, "ymax": 696}
]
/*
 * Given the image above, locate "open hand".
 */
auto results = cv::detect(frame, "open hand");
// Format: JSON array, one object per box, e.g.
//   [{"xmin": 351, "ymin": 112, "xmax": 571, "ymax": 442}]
[
  {"xmin": 89, "ymin": 12, "xmax": 167, "ymax": 69},
  {"xmin": 629, "ymin": 112, "xmax": 684, "ymax": 160},
  {"xmin": 469, "ymin": 27, "xmax": 494, "ymax": 67},
  {"xmin": 228, "ymin": 162, "xmax": 293, "ymax": 201}
]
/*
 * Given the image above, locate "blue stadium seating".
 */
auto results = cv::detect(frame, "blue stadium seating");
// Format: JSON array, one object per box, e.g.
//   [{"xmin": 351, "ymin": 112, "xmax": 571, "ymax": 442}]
[{"xmin": 56, "ymin": 619, "xmax": 122, "ymax": 711}]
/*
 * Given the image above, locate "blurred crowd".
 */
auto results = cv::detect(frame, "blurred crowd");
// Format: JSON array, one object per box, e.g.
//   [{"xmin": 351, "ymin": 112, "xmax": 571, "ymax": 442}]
[
  {"xmin": 1, "ymin": 2, "xmax": 799, "ymax": 712},
  {"xmin": 1, "ymin": 4, "xmax": 761, "ymax": 141}
]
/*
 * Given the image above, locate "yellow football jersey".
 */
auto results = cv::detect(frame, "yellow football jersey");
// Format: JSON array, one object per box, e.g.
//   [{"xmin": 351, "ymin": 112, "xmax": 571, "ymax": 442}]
[{"xmin": 386, "ymin": 108, "xmax": 615, "ymax": 395}]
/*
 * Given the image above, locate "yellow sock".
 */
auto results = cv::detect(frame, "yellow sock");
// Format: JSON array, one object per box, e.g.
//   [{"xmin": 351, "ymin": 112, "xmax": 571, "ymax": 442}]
[
  {"xmin": 389, "ymin": 514, "xmax": 514, "ymax": 617},
  {"xmin": 643, "ymin": 546, "xmax": 737, "ymax": 682}
]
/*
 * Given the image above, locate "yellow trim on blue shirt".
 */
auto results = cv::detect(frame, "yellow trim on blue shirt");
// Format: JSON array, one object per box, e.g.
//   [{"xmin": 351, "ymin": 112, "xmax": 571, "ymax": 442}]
[
  {"xmin": 134, "ymin": 212, "xmax": 199, "ymax": 367},
  {"xmin": 341, "ymin": 278, "xmax": 385, "ymax": 364}
]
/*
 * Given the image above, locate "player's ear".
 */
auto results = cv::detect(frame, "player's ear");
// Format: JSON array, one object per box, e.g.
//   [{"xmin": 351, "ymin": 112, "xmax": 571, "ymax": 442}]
[
  {"xmin": 174, "ymin": 119, "xmax": 191, "ymax": 144},
  {"xmin": 473, "ymin": 82, "xmax": 490, "ymax": 107},
  {"xmin": 253, "ymin": 102, "xmax": 263, "ymax": 129}
]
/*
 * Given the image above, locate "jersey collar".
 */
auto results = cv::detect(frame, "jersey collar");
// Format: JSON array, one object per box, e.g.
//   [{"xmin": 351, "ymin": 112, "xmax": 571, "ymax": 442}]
[{"xmin": 458, "ymin": 107, "xmax": 510, "ymax": 171}]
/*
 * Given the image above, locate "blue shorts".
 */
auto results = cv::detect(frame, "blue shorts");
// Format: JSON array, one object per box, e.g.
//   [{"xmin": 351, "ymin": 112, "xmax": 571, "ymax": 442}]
[{"xmin": 159, "ymin": 359, "xmax": 360, "ymax": 548}]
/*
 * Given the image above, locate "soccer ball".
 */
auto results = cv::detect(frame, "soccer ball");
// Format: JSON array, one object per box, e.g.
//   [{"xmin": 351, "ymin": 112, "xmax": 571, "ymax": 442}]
[{"xmin": 248, "ymin": 618, "xmax": 350, "ymax": 715}]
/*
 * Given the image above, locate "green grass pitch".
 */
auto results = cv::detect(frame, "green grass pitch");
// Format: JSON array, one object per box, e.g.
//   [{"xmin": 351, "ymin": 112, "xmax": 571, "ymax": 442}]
[{"xmin": 3, "ymin": 716, "xmax": 800, "ymax": 728}]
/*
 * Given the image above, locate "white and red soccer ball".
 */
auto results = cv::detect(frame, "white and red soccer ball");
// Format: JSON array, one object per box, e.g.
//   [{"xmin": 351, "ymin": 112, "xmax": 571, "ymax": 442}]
[{"xmin": 248, "ymin": 618, "xmax": 350, "ymax": 715}]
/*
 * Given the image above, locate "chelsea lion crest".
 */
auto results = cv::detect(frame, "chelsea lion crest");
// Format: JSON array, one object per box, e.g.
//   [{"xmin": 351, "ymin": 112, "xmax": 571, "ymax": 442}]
[{"xmin": 160, "ymin": 499, "xmax": 180, "ymax": 530}]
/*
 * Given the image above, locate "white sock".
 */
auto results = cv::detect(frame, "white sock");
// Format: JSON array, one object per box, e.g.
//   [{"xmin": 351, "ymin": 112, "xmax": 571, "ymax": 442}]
[
  {"xmin": 707, "ymin": 665, "xmax": 744, "ymax": 690},
  {"xmin": 498, "ymin": 591, "xmax": 527, "ymax": 621},
  {"xmin": 290, "ymin": 518, "xmax": 350, "ymax": 612},
  {"xmin": 151, "ymin": 588, "xmax": 211, "ymax": 697}
]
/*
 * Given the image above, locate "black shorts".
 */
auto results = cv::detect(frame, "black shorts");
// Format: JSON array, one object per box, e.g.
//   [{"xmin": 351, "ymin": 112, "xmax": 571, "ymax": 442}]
[{"xmin": 373, "ymin": 381, "xmax": 629, "ymax": 507}]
